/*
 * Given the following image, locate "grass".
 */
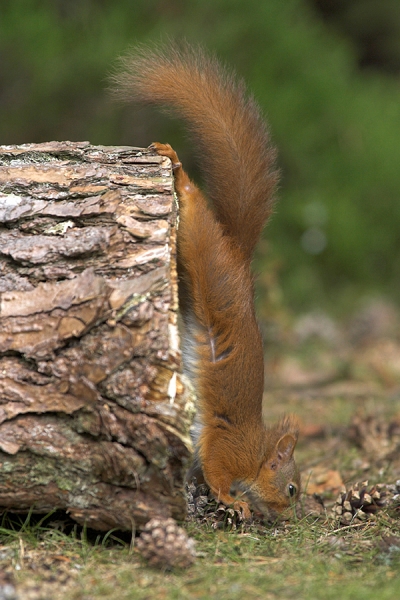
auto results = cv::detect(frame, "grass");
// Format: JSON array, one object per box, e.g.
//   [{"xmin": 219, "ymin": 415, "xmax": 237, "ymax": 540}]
[{"xmin": 1, "ymin": 510, "xmax": 400, "ymax": 599}]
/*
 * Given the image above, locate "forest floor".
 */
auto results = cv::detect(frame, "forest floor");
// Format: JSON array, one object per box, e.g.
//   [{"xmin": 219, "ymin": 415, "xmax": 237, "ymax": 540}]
[{"xmin": 1, "ymin": 298, "xmax": 400, "ymax": 599}]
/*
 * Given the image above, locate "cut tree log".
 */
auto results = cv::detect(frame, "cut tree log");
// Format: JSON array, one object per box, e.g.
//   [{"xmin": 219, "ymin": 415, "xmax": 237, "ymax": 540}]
[{"xmin": 0, "ymin": 141, "xmax": 194, "ymax": 531}]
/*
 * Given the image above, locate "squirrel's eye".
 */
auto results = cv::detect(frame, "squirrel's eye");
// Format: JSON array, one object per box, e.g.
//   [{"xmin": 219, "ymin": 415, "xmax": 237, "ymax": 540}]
[{"xmin": 288, "ymin": 483, "xmax": 297, "ymax": 498}]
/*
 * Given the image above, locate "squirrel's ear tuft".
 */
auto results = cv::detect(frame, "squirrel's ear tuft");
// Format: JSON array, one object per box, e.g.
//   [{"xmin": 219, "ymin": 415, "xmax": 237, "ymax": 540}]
[{"xmin": 278, "ymin": 414, "xmax": 300, "ymax": 439}]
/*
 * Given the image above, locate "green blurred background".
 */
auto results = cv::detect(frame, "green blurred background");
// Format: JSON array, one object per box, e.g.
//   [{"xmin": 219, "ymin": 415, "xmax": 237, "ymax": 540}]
[{"xmin": 1, "ymin": 0, "xmax": 400, "ymax": 316}]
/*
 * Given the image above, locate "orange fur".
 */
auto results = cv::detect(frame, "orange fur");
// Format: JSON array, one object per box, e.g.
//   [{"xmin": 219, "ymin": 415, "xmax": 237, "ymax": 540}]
[{"xmin": 113, "ymin": 43, "xmax": 300, "ymax": 518}]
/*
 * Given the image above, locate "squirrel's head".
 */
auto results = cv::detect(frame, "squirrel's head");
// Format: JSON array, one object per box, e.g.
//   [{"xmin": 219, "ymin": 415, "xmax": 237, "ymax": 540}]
[{"xmin": 247, "ymin": 415, "xmax": 300, "ymax": 517}]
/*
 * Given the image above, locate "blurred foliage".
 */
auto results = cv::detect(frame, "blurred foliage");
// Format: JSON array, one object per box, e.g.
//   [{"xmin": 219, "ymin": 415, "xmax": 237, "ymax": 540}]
[
  {"xmin": 311, "ymin": 0, "xmax": 400, "ymax": 74},
  {"xmin": 1, "ymin": 0, "xmax": 400, "ymax": 314}
]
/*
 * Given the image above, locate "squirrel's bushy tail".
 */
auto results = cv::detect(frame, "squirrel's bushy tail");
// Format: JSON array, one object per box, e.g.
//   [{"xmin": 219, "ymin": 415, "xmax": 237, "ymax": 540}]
[{"xmin": 111, "ymin": 42, "xmax": 278, "ymax": 262}]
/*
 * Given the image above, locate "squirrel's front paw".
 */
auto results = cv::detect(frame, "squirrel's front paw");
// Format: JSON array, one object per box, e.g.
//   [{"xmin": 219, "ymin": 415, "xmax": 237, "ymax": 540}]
[{"xmin": 233, "ymin": 500, "xmax": 252, "ymax": 520}]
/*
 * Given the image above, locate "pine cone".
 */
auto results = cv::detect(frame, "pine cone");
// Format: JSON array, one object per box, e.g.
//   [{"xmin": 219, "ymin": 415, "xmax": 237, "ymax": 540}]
[
  {"xmin": 347, "ymin": 414, "xmax": 400, "ymax": 461},
  {"xmin": 211, "ymin": 503, "xmax": 246, "ymax": 530},
  {"xmin": 332, "ymin": 481, "xmax": 389, "ymax": 525},
  {"xmin": 382, "ymin": 480, "xmax": 400, "ymax": 517},
  {"xmin": 136, "ymin": 518, "xmax": 196, "ymax": 569},
  {"xmin": 187, "ymin": 479, "xmax": 246, "ymax": 529},
  {"xmin": 187, "ymin": 480, "xmax": 214, "ymax": 520}
]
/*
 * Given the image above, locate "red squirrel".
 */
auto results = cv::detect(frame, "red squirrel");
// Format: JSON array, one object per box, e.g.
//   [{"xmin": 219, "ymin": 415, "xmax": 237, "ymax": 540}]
[{"xmin": 113, "ymin": 43, "xmax": 300, "ymax": 518}]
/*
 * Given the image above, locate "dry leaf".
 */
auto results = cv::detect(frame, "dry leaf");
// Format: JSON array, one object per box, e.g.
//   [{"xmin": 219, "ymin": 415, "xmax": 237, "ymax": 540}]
[{"xmin": 303, "ymin": 468, "xmax": 345, "ymax": 495}]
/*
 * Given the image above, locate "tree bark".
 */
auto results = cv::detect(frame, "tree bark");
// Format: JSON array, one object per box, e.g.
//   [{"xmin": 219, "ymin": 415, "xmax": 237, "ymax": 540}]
[{"xmin": 0, "ymin": 141, "xmax": 193, "ymax": 531}]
